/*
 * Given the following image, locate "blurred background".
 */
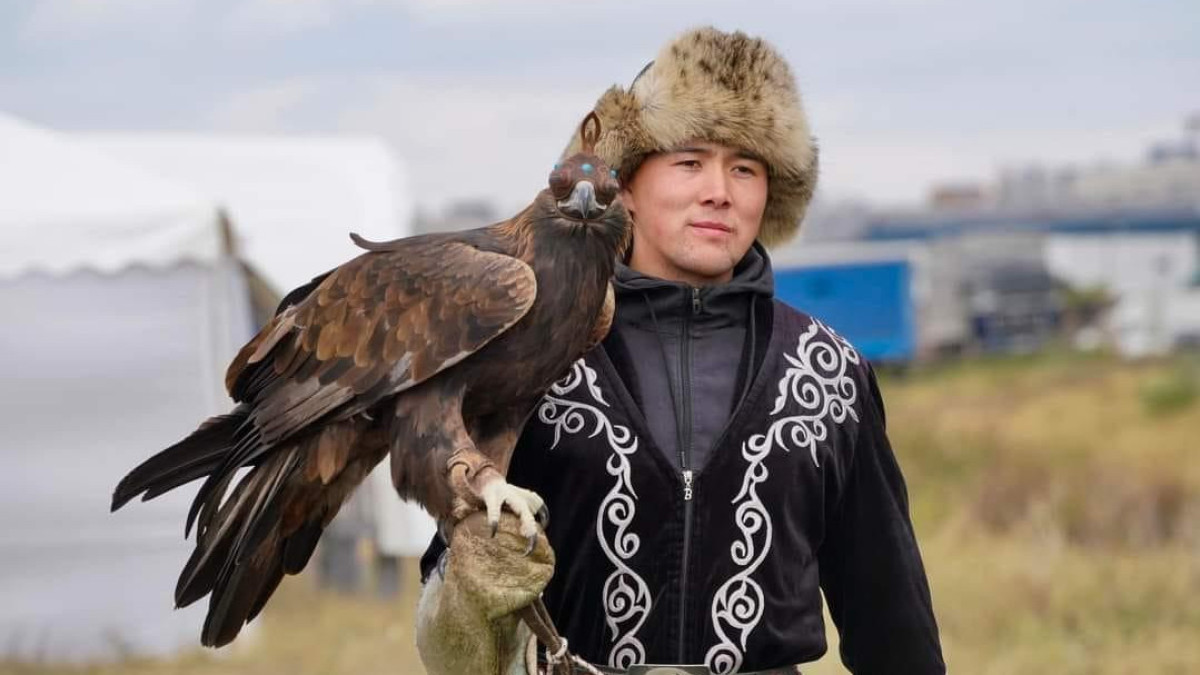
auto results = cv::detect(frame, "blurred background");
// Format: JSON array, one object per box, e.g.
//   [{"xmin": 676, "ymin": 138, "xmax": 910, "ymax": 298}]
[{"xmin": 1, "ymin": 1, "xmax": 1197, "ymax": 673}]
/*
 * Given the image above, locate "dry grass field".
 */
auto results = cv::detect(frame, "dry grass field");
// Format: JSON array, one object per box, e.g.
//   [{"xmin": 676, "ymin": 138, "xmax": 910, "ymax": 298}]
[{"xmin": 5, "ymin": 351, "xmax": 1198, "ymax": 674}]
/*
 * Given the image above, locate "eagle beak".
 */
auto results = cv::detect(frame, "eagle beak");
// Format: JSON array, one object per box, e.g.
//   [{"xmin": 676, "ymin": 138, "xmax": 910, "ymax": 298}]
[{"xmin": 557, "ymin": 180, "xmax": 606, "ymax": 220}]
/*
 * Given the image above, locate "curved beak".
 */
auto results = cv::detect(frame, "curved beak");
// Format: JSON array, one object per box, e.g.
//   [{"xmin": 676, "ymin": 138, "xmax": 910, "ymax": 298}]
[{"xmin": 557, "ymin": 180, "xmax": 606, "ymax": 220}]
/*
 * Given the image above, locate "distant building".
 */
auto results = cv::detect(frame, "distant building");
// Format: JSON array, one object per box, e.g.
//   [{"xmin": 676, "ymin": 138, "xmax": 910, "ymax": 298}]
[
  {"xmin": 996, "ymin": 165, "xmax": 1059, "ymax": 210},
  {"xmin": 928, "ymin": 182, "xmax": 989, "ymax": 211},
  {"xmin": 1045, "ymin": 226, "xmax": 1200, "ymax": 356},
  {"xmin": 829, "ymin": 114, "xmax": 1200, "ymax": 358},
  {"xmin": 991, "ymin": 115, "xmax": 1200, "ymax": 212},
  {"xmin": 788, "ymin": 196, "xmax": 875, "ymax": 242},
  {"xmin": 862, "ymin": 208, "xmax": 1200, "ymax": 357},
  {"xmin": 965, "ymin": 261, "xmax": 1060, "ymax": 354},
  {"xmin": 1067, "ymin": 156, "xmax": 1200, "ymax": 210}
]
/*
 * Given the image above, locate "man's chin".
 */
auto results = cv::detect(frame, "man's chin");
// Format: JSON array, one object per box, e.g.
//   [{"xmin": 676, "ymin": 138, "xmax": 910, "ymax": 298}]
[{"xmin": 675, "ymin": 254, "xmax": 739, "ymax": 284}]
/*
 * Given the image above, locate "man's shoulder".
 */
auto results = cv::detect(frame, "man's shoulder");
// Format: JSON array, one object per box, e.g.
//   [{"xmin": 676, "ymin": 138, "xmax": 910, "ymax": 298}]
[
  {"xmin": 769, "ymin": 299, "xmax": 872, "ymax": 375},
  {"xmin": 770, "ymin": 300, "xmax": 858, "ymax": 345}
]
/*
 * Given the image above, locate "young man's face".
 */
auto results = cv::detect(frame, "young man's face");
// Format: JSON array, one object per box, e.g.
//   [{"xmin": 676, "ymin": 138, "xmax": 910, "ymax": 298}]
[{"xmin": 620, "ymin": 140, "xmax": 768, "ymax": 286}]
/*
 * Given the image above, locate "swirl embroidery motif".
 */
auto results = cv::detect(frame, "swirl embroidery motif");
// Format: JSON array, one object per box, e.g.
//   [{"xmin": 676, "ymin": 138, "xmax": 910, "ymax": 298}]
[
  {"xmin": 537, "ymin": 359, "xmax": 651, "ymax": 669},
  {"xmin": 705, "ymin": 320, "xmax": 860, "ymax": 674}
]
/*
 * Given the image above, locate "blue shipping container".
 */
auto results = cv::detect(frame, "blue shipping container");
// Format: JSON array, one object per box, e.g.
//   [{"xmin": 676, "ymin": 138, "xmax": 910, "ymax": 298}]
[{"xmin": 774, "ymin": 260, "xmax": 915, "ymax": 362}]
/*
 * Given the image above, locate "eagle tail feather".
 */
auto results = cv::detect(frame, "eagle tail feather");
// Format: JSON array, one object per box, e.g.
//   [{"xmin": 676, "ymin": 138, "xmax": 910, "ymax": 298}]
[
  {"xmin": 181, "ymin": 449, "xmax": 303, "ymax": 647},
  {"xmin": 202, "ymin": 536, "xmax": 286, "ymax": 648},
  {"xmin": 182, "ymin": 425, "xmax": 374, "ymax": 648},
  {"xmin": 111, "ymin": 406, "xmax": 251, "ymax": 512}
]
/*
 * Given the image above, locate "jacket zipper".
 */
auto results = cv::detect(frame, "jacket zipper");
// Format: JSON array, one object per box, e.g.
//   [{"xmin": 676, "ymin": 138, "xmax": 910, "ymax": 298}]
[{"xmin": 677, "ymin": 286, "xmax": 700, "ymax": 661}]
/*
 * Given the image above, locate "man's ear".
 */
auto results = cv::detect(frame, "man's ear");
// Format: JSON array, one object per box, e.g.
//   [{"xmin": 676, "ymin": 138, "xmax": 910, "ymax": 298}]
[
  {"xmin": 618, "ymin": 186, "xmax": 636, "ymax": 222},
  {"xmin": 618, "ymin": 192, "xmax": 637, "ymax": 264}
]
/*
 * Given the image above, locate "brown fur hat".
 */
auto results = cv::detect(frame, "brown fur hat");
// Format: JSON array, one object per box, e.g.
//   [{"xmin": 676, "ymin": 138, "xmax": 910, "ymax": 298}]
[{"xmin": 562, "ymin": 27, "xmax": 818, "ymax": 247}]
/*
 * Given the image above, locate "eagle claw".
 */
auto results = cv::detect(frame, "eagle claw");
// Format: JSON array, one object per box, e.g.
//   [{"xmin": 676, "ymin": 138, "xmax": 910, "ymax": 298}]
[{"xmin": 476, "ymin": 478, "xmax": 547, "ymax": 557}]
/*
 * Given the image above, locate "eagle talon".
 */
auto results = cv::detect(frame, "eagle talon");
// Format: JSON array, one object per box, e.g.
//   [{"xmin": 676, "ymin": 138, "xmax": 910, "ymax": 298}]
[{"xmin": 474, "ymin": 478, "xmax": 548, "ymax": 553}]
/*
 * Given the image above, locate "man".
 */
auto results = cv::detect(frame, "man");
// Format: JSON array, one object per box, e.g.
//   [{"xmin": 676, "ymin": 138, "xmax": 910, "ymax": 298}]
[{"xmin": 422, "ymin": 27, "xmax": 945, "ymax": 674}]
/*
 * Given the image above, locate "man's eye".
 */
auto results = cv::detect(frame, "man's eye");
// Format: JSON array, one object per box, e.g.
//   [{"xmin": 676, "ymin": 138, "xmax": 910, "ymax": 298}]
[
  {"xmin": 733, "ymin": 165, "xmax": 758, "ymax": 176},
  {"xmin": 676, "ymin": 159, "xmax": 701, "ymax": 169}
]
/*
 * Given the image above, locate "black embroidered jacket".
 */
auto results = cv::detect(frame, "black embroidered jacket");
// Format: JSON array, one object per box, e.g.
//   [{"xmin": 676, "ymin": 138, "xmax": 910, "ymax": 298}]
[{"xmin": 486, "ymin": 301, "xmax": 946, "ymax": 674}]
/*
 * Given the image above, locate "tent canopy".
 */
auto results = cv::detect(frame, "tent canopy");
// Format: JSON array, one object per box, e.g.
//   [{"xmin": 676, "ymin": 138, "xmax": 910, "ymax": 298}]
[
  {"xmin": 0, "ymin": 113, "xmax": 223, "ymax": 279},
  {"xmin": 77, "ymin": 133, "xmax": 413, "ymax": 294}
]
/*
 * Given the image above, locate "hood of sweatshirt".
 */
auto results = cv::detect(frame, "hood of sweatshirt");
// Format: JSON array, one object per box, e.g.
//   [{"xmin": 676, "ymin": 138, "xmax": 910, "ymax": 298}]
[{"xmin": 606, "ymin": 241, "xmax": 775, "ymax": 472}]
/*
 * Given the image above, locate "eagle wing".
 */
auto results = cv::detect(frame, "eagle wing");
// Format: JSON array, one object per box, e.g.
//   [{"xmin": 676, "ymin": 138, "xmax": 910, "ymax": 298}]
[
  {"xmin": 112, "ymin": 233, "xmax": 536, "ymax": 647},
  {"xmin": 227, "ymin": 233, "xmax": 537, "ymax": 443}
]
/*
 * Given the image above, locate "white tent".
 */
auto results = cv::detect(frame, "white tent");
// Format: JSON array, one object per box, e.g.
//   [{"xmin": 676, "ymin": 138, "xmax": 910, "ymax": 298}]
[
  {"xmin": 0, "ymin": 117, "xmax": 223, "ymax": 277},
  {"xmin": 1, "ymin": 118, "xmax": 432, "ymax": 662},
  {"xmin": 77, "ymin": 132, "xmax": 414, "ymax": 292},
  {"xmin": 77, "ymin": 132, "xmax": 436, "ymax": 561},
  {"xmin": 0, "ymin": 113, "xmax": 240, "ymax": 661}
]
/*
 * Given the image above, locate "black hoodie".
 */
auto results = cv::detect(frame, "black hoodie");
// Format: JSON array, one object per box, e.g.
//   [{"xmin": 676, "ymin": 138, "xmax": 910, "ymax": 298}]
[{"xmin": 603, "ymin": 242, "xmax": 774, "ymax": 476}]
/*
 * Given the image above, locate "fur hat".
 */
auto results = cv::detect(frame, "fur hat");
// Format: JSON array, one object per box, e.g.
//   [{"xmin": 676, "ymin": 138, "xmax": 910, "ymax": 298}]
[{"xmin": 562, "ymin": 27, "xmax": 818, "ymax": 247}]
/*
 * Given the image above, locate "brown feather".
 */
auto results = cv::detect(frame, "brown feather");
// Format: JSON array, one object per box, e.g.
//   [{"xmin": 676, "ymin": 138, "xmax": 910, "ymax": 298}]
[
  {"xmin": 316, "ymin": 430, "xmax": 339, "ymax": 484},
  {"xmin": 303, "ymin": 436, "xmax": 322, "ymax": 483},
  {"xmin": 271, "ymin": 336, "xmax": 304, "ymax": 377},
  {"xmin": 336, "ymin": 309, "xmax": 368, "ymax": 358}
]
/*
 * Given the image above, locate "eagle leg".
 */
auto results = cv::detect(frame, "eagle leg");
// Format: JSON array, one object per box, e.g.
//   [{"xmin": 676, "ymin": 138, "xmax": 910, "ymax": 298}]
[{"xmin": 448, "ymin": 448, "xmax": 546, "ymax": 555}]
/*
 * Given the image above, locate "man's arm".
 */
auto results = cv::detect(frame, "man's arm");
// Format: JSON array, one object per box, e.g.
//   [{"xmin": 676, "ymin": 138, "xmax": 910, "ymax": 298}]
[{"xmin": 818, "ymin": 365, "xmax": 946, "ymax": 674}]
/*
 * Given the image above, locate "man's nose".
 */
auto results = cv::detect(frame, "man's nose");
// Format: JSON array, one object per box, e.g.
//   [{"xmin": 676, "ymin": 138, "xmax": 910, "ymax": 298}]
[{"xmin": 699, "ymin": 166, "xmax": 732, "ymax": 208}]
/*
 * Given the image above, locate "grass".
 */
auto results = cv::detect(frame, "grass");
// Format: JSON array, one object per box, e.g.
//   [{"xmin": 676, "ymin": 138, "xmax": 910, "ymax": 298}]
[
  {"xmin": 804, "ymin": 531, "xmax": 1200, "ymax": 675},
  {"xmin": 0, "ymin": 568, "xmax": 427, "ymax": 675},
  {"xmin": 5, "ymin": 351, "xmax": 1199, "ymax": 674},
  {"xmin": 885, "ymin": 351, "xmax": 1200, "ymax": 547}
]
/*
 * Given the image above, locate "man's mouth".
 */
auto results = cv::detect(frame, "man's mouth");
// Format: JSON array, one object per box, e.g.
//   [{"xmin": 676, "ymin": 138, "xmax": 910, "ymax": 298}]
[{"xmin": 689, "ymin": 220, "xmax": 732, "ymax": 233}]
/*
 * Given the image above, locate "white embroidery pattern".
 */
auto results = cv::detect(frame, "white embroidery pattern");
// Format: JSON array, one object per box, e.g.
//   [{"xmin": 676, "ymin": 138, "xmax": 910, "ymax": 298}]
[
  {"xmin": 537, "ymin": 359, "xmax": 651, "ymax": 669},
  {"xmin": 705, "ymin": 320, "xmax": 860, "ymax": 674}
]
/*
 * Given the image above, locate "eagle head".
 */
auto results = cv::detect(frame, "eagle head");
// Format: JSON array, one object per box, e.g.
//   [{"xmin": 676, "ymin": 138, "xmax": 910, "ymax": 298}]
[{"xmin": 548, "ymin": 112, "xmax": 621, "ymax": 222}]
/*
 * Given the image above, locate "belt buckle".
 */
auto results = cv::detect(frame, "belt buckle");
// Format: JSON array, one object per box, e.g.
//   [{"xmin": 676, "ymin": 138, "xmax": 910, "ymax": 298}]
[{"xmin": 627, "ymin": 666, "xmax": 710, "ymax": 675}]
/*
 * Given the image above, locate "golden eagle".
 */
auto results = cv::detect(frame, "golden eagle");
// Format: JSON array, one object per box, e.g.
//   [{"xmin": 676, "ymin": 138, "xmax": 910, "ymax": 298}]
[{"xmin": 112, "ymin": 115, "xmax": 627, "ymax": 648}]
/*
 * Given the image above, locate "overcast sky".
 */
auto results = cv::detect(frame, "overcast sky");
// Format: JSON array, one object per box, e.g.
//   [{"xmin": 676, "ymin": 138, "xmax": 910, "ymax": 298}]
[{"xmin": 2, "ymin": 0, "xmax": 1197, "ymax": 214}]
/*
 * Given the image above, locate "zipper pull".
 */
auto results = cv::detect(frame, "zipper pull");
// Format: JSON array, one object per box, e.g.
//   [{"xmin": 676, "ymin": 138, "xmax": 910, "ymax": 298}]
[
  {"xmin": 682, "ymin": 469, "xmax": 694, "ymax": 501},
  {"xmin": 692, "ymin": 287, "xmax": 701, "ymax": 314}
]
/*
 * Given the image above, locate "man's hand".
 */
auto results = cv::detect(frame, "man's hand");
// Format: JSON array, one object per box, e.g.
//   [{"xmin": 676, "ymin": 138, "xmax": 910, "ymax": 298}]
[{"xmin": 416, "ymin": 511, "xmax": 555, "ymax": 674}]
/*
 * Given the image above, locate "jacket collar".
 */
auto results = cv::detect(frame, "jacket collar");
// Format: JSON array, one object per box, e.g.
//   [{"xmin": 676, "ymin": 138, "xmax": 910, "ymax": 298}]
[{"xmin": 612, "ymin": 241, "xmax": 775, "ymax": 332}]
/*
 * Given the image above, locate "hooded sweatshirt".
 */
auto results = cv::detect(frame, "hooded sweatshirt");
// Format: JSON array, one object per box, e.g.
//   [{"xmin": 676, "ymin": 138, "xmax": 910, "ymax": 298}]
[{"xmin": 603, "ymin": 242, "xmax": 774, "ymax": 475}]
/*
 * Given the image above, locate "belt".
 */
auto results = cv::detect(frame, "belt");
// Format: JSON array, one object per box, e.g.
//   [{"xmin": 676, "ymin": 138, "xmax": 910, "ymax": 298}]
[
  {"xmin": 590, "ymin": 665, "xmax": 802, "ymax": 675},
  {"xmin": 534, "ymin": 642, "xmax": 802, "ymax": 674}
]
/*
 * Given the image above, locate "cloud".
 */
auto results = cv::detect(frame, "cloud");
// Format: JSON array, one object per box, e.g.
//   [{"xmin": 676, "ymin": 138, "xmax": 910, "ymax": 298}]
[
  {"xmin": 334, "ymin": 75, "xmax": 598, "ymax": 213},
  {"xmin": 816, "ymin": 119, "xmax": 1178, "ymax": 205},
  {"xmin": 18, "ymin": 0, "xmax": 196, "ymax": 43},
  {"xmin": 9, "ymin": 0, "xmax": 1195, "ymax": 210},
  {"xmin": 205, "ymin": 77, "xmax": 324, "ymax": 132},
  {"xmin": 202, "ymin": 65, "xmax": 1185, "ymax": 214},
  {"xmin": 401, "ymin": 0, "xmax": 576, "ymax": 14},
  {"xmin": 222, "ymin": 0, "xmax": 336, "ymax": 38},
  {"xmin": 217, "ymin": 0, "xmax": 544, "ymax": 39},
  {"xmin": 220, "ymin": 0, "xmax": 405, "ymax": 39}
]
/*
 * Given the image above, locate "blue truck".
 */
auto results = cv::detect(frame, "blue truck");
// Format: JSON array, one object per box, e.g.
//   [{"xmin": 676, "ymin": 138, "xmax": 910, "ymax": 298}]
[{"xmin": 774, "ymin": 259, "xmax": 916, "ymax": 363}]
